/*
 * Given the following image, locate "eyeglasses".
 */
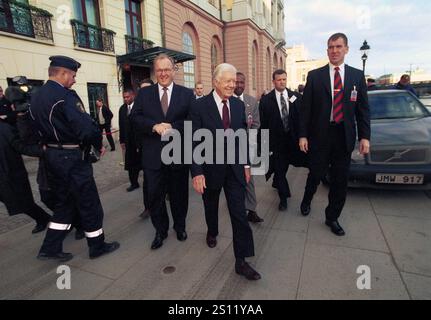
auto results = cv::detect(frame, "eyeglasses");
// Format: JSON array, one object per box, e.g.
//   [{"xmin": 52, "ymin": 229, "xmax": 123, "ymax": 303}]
[{"xmin": 155, "ymin": 68, "xmax": 173, "ymax": 74}]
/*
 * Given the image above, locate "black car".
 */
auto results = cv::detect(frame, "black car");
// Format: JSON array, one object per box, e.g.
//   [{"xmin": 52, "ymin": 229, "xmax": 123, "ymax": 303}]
[{"xmin": 348, "ymin": 90, "xmax": 431, "ymax": 190}]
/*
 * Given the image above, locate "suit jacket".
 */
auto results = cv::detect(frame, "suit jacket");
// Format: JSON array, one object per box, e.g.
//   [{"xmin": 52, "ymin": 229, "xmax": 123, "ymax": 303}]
[
  {"xmin": 97, "ymin": 105, "xmax": 113, "ymax": 126},
  {"xmin": 299, "ymin": 64, "xmax": 370, "ymax": 153},
  {"xmin": 190, "ymin": 93, "xmax": 248, "ymax": 189},
  {"xmin": 132, "ymin": 83, "xmax": 194, "ymax": 170},
  {"xmin": 242, "ymin": 94, "xmax": 260, "ymax": 130},
  {"xmin": 259, "ymin": 88, "xmax": 306, "ymax": 179},
  {"xmin": 119, "ymin": 102, "xmax": 140, "ymax": 170}
]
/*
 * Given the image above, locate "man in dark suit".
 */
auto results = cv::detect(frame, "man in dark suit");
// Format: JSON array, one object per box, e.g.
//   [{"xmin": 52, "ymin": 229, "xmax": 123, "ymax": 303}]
[
  {"xmin": 96, "ymin": 98, "xmax": 115, "ymax": 151},
  {"xmin": 259, "ymin": 69, "xmax": 303, "ymax": 211},
  {"xmin": 119, "ymin": 88, "xmax": 150, "ymax": 220},
  {"xmin": 133, "ymin": 54, "xmax": 194, "ymax": 249},
  {"xmin": 299, "ymin": 33, "xmax": 371, "ymax": 236},
  {"xmin": 190, "ymin": 63, "xmax": 260, "ymax": 281}
]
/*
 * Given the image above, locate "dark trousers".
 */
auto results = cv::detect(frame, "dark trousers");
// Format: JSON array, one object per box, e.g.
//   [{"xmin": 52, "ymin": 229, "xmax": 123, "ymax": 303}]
[
  {"xmin": 25, "ymin": 203, "xmax": 51, "ymax": 224},
  {"xmin": 100, "ymin": 124, "xmax": 115, "ymax": 150},
  {"xmin": 202, "ymin": 166, "xmax": 254, "ymax": 259},
  {"xmin": 39, "ymin": 149, "xmax": 105, "ymax": 254},
  {"xmin": 273, "ymin": 133, "xmax": 296, "ymax": 201},
  {"xmin": 302, "ymin": 124, "xmax": 352, "ymax": 221},
  {"xmin": 128, "ymin": 167, "xmax": 149, "ymax": 210},
  {"xmin": 145, "ymin": 165, "xmax": 189, "ymax": 234}
]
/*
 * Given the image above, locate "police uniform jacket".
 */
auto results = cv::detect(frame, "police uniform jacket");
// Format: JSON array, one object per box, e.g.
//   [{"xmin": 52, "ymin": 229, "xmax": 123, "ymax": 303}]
[
  {"xmin": 29, "ymin": 80, "xmax": 102, "ymax": 150},
  {"xmin": 0, "ymin": 120, "xmax": 42, "ymax": 215}
]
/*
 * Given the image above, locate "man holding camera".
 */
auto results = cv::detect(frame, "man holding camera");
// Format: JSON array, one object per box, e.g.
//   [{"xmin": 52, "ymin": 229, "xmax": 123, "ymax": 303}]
[{"xmin": 30, "ymin": 55, "xmax": 119, "ymax": 262}]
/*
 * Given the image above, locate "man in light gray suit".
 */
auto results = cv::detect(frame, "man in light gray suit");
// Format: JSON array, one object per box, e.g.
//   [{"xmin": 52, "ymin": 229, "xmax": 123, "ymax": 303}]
[{"xmin": 234, "ymin": 72, "xmax": 264, "ymax": 223}]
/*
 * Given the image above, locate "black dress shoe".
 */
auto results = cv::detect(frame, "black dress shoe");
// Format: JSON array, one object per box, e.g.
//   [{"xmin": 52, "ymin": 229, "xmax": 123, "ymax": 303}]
[
  {"xmin": 75, "ymin": 229, "xmax": 85, "ymax": 240},
  {"xmin": 126, "ymin": 184, "xmax": 139, "ymax": 192},
  {"xmin": 89, "ymin": 241, "xmax": 120, "ymax": 259},
  {"xmin": 151, "ymin": 232, "xmax": 168, "ymax": 250},
  {"xmin": 235, "ymin": 260, "xmax": 261, "ymax": 280},
  {"xmin": 32, "ymin": 221, "xmax": 48, "ymax": 234},
  {"xmin": 247, "ymin": 211, "xmax": 264, "ymax": 223},
  {"xmin": 300, "ymin": 202, "xmax": 311, "ymax": 216},
  {"xmin": 139, "ymin": 209, "xmax": 150, "ymax": 219},
  {"xmin": 206, "ymin": 234, "xmax": 217, "ymax": 248},
  {"xmin": 325, "ymin": 220, "xmax": 345, "ymax": 236},
  {"xmin": 278, "ymin": 200, "xmax": 287, "ymax": 211},
  {"xmin": 37, "ymin": 252, "xmax": 73, "ymax": 262},
  {"xmin": 177, "ymin": 231, "xmax": 188, "ymax": 241}
]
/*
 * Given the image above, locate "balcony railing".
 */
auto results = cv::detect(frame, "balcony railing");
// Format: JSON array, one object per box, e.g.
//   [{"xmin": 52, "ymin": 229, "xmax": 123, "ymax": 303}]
[
  {"xmin": 0, "ymin": 0, "xmax": 53, "ymax": 41},
  {"xmin": 125, "ymin": 35, "xmax": 154, "ymax": 53},
  {"xmin": 70, "ymin": 19, "xmax": 115, "ymax": 53}
]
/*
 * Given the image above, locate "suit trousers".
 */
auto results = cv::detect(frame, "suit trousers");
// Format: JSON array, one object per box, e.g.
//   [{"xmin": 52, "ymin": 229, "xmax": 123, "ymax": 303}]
[
  {"xmin": 99, "ymin": 124, "xmax": 115, "ymax": 150},
  {"xmin": 145, "ymin": 165, "xmax": 189, "ymax": 234},
  {"xmin": 303, "ymin": 123, "xmax": 352, "ymax": 220},
  {"xmin": 273, "ymin": 133, "xmax": 295, "ymax": 200},
  {"xmin": 202, "ymin": 165, "xmax": 255, "ymax": 259}
]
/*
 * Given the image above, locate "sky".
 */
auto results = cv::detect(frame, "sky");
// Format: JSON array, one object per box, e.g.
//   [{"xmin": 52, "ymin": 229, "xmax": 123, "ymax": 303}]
[{"xmin": 284, "ymin": 0, "xmax": 431, "ymax": 78}]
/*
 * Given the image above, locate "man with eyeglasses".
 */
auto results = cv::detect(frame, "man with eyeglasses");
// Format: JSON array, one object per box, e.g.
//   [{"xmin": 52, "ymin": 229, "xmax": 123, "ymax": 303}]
[{"xmin": 132, "ymin": 54, "xmax": 194, "ymax": 250}]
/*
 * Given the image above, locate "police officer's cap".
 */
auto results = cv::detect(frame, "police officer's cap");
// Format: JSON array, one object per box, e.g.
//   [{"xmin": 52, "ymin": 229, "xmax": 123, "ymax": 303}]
[{"xmin": 49, "ymin": 55, "xmax": 81, "ymax": 72}]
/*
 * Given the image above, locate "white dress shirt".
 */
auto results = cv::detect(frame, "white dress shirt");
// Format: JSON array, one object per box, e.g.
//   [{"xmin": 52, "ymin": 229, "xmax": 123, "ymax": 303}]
[
  {"xmin": 234, "ymin": 93, "xmax": 244, "ymax": 101},
  {"xmin": 275, "ymin": 88, "xmax": 289, "ymax": 118},
  {"xmin": 213, "ymin": 90, "xmax": 231, "ymax": 120},
  {"xmin": 158, "ymin": 82, "xmax": 174, "ymax": 107},
  {"xmin": 329, "ymin": 63, "xmax": 345, "ymax": 121}
]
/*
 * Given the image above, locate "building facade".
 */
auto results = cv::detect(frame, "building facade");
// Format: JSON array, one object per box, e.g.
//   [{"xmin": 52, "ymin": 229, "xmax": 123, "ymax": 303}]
[
  {"xmin": 285, "ymin": 44, "xmax": 328, "ymax": 91},
  {"xmin": 0, "ymin": 0, "xmax": 163, "ymax": 124},
  {"xmin": 1, "ymin": 0, "xmax": 287, "ymax": 128},
  {"xmin": 163, "ymin": 0, "xmax": 287, "ymax": 98}
]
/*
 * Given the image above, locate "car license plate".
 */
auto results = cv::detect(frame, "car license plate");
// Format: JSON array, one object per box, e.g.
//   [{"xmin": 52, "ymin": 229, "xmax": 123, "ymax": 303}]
[{"xmin": 375, "ymin": 174, "xmax": 424, "ymax": 184}]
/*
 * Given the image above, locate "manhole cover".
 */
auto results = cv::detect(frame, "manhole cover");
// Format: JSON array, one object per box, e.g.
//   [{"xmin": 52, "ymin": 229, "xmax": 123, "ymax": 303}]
[{"xmin": 162, "ymin": 266, "xmax": 176, "ymax": 274}]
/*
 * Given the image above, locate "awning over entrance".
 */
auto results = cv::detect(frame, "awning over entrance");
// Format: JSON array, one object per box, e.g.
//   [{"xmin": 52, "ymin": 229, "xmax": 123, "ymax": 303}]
[{"xmin": 116, "ymin": 46, "xmax": 196, "ymax": 67}]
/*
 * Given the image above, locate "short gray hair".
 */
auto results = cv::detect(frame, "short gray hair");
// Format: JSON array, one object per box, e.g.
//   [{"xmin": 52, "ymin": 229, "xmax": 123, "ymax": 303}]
[{"xmin": 213, "ymin": 63, "xmax": 237, "ymax": 81}]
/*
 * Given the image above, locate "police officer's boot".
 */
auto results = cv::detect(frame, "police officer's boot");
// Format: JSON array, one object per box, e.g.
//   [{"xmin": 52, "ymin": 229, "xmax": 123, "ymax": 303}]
[
  {"xmin": 87, "ymin": 234, "xmax": 120, "ymax": 259},
  {"xmin": 37, "ymin": 229, "xmax": 73, "ymax": 262}
]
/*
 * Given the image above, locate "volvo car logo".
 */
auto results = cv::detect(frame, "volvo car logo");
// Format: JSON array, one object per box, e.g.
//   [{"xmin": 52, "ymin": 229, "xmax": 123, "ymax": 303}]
[{"xmin": 385, "ymin": 149, "xmax": 411, "ymax": 162}]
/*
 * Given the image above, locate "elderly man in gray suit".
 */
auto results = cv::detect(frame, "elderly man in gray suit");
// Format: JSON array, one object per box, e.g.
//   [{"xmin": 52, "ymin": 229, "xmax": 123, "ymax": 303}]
[{"xmin": 234, "ymin": 72, "xmax": 264, "ymax": 223}]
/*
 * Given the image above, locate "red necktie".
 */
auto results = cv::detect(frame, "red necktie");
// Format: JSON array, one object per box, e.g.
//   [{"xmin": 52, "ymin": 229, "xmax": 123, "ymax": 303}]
[
  {"xmin": 222, "ymin": 100, "xmax": 230, "ymax": 129},
  {"xmin": 333, "ymin": 67, "xmax": 344, "ymax": 123}
]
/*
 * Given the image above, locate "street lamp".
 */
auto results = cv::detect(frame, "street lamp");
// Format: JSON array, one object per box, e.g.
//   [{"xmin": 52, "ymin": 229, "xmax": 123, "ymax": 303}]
[{"xmin": 360, "ymin": 40, "xmax": 370, "ymax": 73}]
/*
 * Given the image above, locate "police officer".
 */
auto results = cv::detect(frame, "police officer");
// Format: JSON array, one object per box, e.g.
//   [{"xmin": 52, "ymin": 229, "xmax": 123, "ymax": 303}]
[{"xmin": 30, "ymin": 56, "xmax": 119, "ymax": 262}]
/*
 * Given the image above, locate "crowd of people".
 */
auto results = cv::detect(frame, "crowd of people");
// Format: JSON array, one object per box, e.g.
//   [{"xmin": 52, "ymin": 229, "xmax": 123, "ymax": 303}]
[{"xmin": 0, "ymin": 32, "xmax": 376, "ymax": 280}]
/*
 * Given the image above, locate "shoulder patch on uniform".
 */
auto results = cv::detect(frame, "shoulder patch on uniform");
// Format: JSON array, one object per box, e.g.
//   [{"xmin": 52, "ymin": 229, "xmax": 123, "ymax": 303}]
[{"xmin": 76, "ymin": 101, "xmax": 85, "ymax": 113}]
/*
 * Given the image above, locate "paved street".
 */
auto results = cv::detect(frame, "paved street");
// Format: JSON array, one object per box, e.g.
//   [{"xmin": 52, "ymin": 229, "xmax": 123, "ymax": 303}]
[{"xmin": 1, "ymin": 141, "xmax": 431, "ymax": 300}]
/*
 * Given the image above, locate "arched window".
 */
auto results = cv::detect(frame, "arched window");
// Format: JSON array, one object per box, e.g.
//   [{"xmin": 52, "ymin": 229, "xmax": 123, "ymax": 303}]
[
  {"xmin": 266, "ymin": 48, "xmax": 271, "ymax": 89},
  {"xmin": 252, "ymin": 43, "xmax": 258, "ymax": 90},
  {"xmin": 211, "ymin": 43, "xmax": 218, "ymax": 75},
  {"xmin": 182, "ymin": 32, "xmax": 195, "ymax": 89},
  {"xmin": 273, "ymin": 52, "xmax": 278, "ymax": 71}
]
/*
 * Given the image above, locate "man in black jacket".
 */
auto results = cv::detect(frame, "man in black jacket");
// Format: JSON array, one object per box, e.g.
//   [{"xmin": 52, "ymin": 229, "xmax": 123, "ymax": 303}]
[
  {"xmin": 299, "ymin": 33, "xmax": 370, "ymax": 236},
  {"xmin": 132, "ymin": 54, "xmax": 194, "ymax": 249},
  {"xmin": 0, "ymin": 107, "xmax": 51, "ymax": 234},
  {"xmin": 191, "ymin": 63, "xmax": 260, "ymax": 281},
  {"xmin": 96, "ymin": 98, "xmax": 115, "ymax": 151},
  {"xmin": 259, "ymin": 69, "xmax": 303, "ymax": 211}
]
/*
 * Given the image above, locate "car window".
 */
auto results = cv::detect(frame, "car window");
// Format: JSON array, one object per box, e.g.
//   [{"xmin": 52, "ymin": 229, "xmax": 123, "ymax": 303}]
[{"xmin": 369, "ymin": 92, "xmax": 429, "ymax": 119}]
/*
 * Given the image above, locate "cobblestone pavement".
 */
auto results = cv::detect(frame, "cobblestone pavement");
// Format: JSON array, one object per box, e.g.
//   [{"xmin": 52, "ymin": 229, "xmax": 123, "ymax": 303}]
[{"xmin": 0, "ymin": 141, "xmax": 129, "ymax": 235}]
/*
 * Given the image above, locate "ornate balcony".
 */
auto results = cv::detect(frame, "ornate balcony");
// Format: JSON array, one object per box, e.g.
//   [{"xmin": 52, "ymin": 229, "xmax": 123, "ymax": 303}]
[
  {"xmin": 70, "ymin": 19, "xmax": 115, "ymax": 53},
  {"xmin": 0, "ymin": 0, "xmax": 53, "ymax": 41},
  {"xmin": 125, "ymin": 35, "xmax": 154, "ymax": 54}
]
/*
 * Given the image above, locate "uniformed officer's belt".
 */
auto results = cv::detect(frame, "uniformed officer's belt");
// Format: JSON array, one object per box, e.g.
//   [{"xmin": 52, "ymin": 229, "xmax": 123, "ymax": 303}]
[{"xmin": 47, "ymin": 144, "xmax": 80, "ymax": 149}]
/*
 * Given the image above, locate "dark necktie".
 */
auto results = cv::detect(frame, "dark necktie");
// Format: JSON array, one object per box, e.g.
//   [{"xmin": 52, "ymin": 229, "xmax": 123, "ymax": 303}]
[
  {"xmin": 127, "ymin": 105, "xmax": 131, "ymax": 116},
  {"xmin": 222, "ymin": 100, "xmax": 230, "ymax": 129},
  {"xmin": 280, "ymin": 92, "xmax": 289, "ymax": 132},
  {"xmin": 333, "ymin": 67, "xmax": 344, "ymax": 123},
  {"xmin": 161, "ymin": 87, "xmax": 168, "ymax": 115}
]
